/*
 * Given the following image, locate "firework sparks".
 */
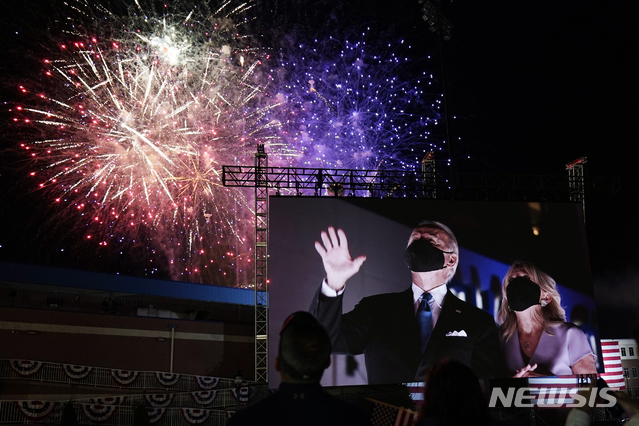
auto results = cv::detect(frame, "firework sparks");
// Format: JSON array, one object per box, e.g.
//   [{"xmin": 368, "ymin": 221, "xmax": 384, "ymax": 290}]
[
  {"xmin": 9, "ymin": 2, "xmax": 442, "ymax": 284},
  {"xmin": 273, "ymin": 27, "xmax": 444, "ymax": 172},
  {"xmin": 12, "ymin": 0, "xmax": 285, "ymax": 284}
]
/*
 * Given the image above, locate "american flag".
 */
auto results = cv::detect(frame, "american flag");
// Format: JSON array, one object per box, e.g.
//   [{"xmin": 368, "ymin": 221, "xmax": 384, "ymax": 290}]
[
  {"xmin": 404, "ymin": 382, "xmax": 425, "ymax": 409},
  {"xmin": 515, "ymin": 340, "xmax": 626, "ymax": 409},
  {"xmin": 599, "ymin": 340, "xmax": 625, "ymax": 390},
  {"xmin": 370, "ymin": 399, "xmax": 419, "ymax": 426},
  {"xmin": 410, "ymin": 377, "xmax": 594, "ymax": 409},
  {"xmin": 527, "ymin": 375, "xmax": 597, "ymax": 408},
  {"xmin": 404, "ymin": 339, "xmax": 627, "ymax": 410}
]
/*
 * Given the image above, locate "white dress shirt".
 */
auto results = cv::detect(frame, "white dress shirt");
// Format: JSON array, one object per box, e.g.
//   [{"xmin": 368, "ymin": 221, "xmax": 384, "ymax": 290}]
[
  {"xmin": 411, "ymin": 282, "xmax": 447, "ymax": 329},
  {"xmin": 320, "ymin": 280, "xmax": 448, "ymax": 329}
]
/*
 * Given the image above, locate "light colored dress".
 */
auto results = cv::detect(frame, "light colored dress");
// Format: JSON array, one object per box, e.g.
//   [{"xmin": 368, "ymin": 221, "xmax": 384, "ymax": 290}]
[{"xmin": 502, "ymin": 322, "xmax": 595, "ymax": 376}]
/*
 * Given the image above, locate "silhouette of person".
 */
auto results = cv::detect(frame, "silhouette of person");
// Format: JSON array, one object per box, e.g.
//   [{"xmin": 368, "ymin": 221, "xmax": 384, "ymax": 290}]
[{"xmin": 228, "ymin": 311, "xmax": 372, "ymax": 426}]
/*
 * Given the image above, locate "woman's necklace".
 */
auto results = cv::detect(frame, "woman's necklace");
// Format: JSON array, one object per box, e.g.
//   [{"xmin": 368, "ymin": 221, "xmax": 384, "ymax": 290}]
[{"xmin": 519, "ymin": 327, "xmax": 541, "ymax": 353}]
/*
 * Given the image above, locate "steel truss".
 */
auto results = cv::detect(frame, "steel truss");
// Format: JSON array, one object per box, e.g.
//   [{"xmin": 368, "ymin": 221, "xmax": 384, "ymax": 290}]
[
  {"xmin": 566, "ymin": 156, "xmax": 587, "ymax": 220},
  {"xmin": 225, "ymin": 150, "xmax": 620, "ymax": 385},
  {"xmin": 254, "ymin": 147, "xmax": 268, "ymax": 383},
  {"xmin": 223, "ymin": 161, "xmax": 455, "ymax": 199},
  {"xmin": 223, "ymin": 165, "xmax": 619, "ymax": 201}
]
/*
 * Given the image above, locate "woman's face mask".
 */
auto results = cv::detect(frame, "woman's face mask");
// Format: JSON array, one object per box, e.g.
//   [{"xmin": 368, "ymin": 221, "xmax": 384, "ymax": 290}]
[
  {"xmin": 506, "ymin": 276, "xmax": 541, "ymax": 312},
  {"xmin": 404, "ymin": 239, "xmax": 453, "ymax": 272}
]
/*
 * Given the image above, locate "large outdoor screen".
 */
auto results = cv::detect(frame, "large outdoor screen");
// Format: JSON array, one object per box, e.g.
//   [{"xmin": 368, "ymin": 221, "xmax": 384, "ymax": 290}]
[{"xmin": 269, "ymin": 197, "xmax": 601, "ymax": 387}]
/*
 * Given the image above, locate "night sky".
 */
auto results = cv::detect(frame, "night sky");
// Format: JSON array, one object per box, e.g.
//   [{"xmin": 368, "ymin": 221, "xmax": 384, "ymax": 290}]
[
  {"xmin": 0, "ymin": 0, "xmax": 637, "ymax": 337},
  {"xmin": 428, "ymin": 0, "xmax": 639, "ymax": 339}
]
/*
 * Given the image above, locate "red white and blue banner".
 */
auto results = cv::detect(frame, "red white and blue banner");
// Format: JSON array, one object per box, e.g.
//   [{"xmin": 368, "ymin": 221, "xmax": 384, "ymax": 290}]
[
  {"xmin": 156, "ymin": 372, "xmax": 180, "ymax": 387},
  {"xmin": 180, "ymin": 408, "xmax": 211, "ymax": 424},
  {"xmin": 230, "ymin": 387, "xmax": 250, "ymax": 403},
  {"xmin": 63, "ymin": 364, "xmax": 93, "ymax": 380},
  {"xmin": 145, "ymin": 393, "xmax": 175, "ymax": 408},
  {"xmin": 10, "ymin": 360, "xmax": 42, "ymax": 376},
  {"xmin": 15, "ymin": 401, "xmax": 57, "ymax": 419},
  {"xmin": 147, "ymin": 407, "xmax": 167, "ymax": 424},
  {"xmin": 111, "ymin": 369, "xmax": 139, "ymax": 386},
  {"xmin": 89, "ymin": 396, "xmax": 126, "ymax": 406},
  {"xmin": 190, "ymin": 390, "xmax": 218, "ymax": 406},
  {"xmin": 3, "ymin": 359, "xmax": 248, "ymax": 394},
  {"xmin": 195, "ymin": 375, "xmax": 220, "ymax": 390},
  {"xmin": 81, "ymin": 404, "xmax": 118, "ymax": 422}
]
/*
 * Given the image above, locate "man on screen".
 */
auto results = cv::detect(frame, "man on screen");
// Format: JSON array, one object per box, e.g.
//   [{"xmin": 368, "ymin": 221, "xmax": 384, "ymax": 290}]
[{"xmin": 309, "ymin": 221, "xmax": 503, "ymax": 384}]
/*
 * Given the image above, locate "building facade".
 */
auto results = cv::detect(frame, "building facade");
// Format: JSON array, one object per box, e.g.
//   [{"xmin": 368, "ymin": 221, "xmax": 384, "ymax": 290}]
[{"xmin": 618, "ymin": 338, "xmax": 639, "ymax": 399}]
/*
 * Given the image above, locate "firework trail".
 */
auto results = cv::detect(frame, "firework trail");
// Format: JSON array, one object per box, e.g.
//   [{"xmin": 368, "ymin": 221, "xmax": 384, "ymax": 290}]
[
  {"xmin": 11, "ymin": 0, "xmax": 287, "ymax": 285},
  {"xmin": 273, "ymin": 25, "xmax": 444, "ymax": 172}
]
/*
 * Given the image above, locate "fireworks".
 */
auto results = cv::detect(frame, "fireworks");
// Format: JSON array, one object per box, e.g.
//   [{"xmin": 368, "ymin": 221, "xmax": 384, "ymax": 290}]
[
  {"xmin": 274, "ymin": 27, "xmax": 443, "ymax": 171},
  {"xmin": 12, "ymin": 0, "xmax": 286, "ymax": 284},
  {"xmin": 8, "ymin": 2, "xmax": 443, "ymax": 285}
]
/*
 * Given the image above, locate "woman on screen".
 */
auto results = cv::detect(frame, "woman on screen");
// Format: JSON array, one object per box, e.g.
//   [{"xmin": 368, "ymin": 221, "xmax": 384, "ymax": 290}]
[{"xmin": 498, "ymin": 260, "xmax": 596, "ymax": 377}]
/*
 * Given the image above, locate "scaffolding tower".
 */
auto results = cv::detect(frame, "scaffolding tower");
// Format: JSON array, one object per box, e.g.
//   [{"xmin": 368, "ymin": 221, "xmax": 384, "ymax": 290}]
[
  {"xmin": 421, "ymin": 151, "xmax": 437, "ymax": 199},
  {"xmin": 566, "ymin": 156, "xmax": 587, "ymax": 221},
  {"xmin": 253, "ymin": 145, "xmax": 268, "ymax": 383}
]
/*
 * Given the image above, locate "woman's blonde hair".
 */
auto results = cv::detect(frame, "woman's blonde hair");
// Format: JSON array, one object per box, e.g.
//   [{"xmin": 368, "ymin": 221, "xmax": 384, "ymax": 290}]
[{"xmin": 497, "ymin": 260, "xmax": 566, "ymax": 342}]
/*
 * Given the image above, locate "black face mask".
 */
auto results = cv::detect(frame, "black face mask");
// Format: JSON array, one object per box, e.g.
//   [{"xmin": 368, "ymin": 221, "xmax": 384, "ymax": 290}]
[
  {"xmin": 506, "ymin": 276, "xmax": 541, "ymax": 312},
  {"xmin": 404, "ymin": 239, "xmax": 452, "ymax": 272}
]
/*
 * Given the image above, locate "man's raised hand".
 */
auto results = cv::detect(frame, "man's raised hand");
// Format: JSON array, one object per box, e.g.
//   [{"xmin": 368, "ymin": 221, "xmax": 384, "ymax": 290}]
[{"xmin": 314, "ymin": 227, "xmax": 366, "ymax": 292}]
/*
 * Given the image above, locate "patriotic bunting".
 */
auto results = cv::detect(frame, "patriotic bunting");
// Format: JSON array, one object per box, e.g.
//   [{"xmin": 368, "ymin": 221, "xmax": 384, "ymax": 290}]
[
  {"xmin": 156, "ymin": 372, "xmax": 180, "ymax": 387},
  {"xmin": 15, "ymin": 401, "xmax": 57, "ymax": 419},
  {"xmin": 10, "ymin": 360, "xmax": 42, "ymax": 376},
  {"xmin": 89, "ymin": 396, "xmax": 126, "ymax": 406},
  {"xmin": 180, "ymin": 408, "xmax": 211, "ymax": 424},
  {"xmin": 4, "ymin": 358, "xmax": 265, "ymax": 420},
  {"xmin": 191, "ymin": 390, "xmax": 218, "ymax": 406},
  {"xmin": 230, "ymin": 387, "xmax": 250, "ymax": 403},
  {"xmin": 145, "ymin": 393, "xmax": 175, "ymax": 408},
  {"xmin": 111, "ymin": 369, "xmax": 139, "ymax": 385},
  {"xmin": 81, "ymin": 404, "xmax": 118, "ymax": 422},
  {"xmin": 195, "ymin": 375, "xmax": 220, "ymax": 390},
  {"xmin": 63, "ymin": 364, "xmax": 93, "ymax": 380},
  {"xmin": 147, "ymin": 407, "xmax": 167, "ymax": 424}
]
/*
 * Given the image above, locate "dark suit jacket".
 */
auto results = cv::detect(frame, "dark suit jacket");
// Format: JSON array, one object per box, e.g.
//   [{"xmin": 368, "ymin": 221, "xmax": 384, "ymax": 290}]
[{"xmin": 309, "ymin": 286, "xmax": 503, "ymax": 384}]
